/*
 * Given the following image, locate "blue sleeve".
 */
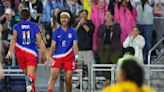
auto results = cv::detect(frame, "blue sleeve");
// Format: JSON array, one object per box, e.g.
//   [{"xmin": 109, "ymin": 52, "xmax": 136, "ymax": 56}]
[
  {"xmin": 13, "ymin": 24, "xmax": 18, "ymax": 32},
  {"xmin": 73, "ymin": 29, "xmax": 78, "ymax": 41},
  {"xmin": 52, "ymin": 29, "xmax": 58, "ymax": 41},
  {"xmin": 34, "ymin": 24, "xmax": 41, "ymax": 34}
]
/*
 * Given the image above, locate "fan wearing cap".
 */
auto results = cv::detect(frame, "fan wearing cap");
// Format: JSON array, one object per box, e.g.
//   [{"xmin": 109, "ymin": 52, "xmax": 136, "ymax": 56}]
[
  {"xmin": 47, "ymin": 10, "xmax": 78, "ymax": 92},
  {"xmin": 0, "ymin": 0, "xmax": 12, "ymax": 22},
  {"xmin": 0, "ymin": 8, "xmax": 15, "ymax": 50}
]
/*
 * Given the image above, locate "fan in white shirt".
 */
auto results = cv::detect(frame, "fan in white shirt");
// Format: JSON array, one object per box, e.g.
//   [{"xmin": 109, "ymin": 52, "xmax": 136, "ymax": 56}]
[{"xmin": 123, "ymin": 27, "xmax": 145, "ymax": 62}]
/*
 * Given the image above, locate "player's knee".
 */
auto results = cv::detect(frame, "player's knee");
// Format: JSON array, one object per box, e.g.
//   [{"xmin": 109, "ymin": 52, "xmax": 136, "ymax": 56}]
[{"xmin": 65, "ymin": 74, "xmax": 72, "ymax": 80}]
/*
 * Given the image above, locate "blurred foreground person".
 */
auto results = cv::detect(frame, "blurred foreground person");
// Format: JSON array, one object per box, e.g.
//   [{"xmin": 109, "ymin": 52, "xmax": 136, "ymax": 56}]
[{"xmin": 102, "ymin": 59, "xmax": 154, "ymax": 92}]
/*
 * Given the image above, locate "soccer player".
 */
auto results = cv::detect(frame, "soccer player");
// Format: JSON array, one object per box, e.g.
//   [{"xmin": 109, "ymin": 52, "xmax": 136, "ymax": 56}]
[
  {"xmin": 5, "ymin": 9, "xmax": 52, "ymax": 92},
  {"xmin": 47, "ymin": 10, "xmax": 78, "ymax": 92}
]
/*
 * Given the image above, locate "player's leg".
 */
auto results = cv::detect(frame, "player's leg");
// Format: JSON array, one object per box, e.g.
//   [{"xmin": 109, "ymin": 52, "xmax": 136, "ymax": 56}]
[
  {"xmin": 65, "ymin": 71, "xmax": 73, "ymax": 92},
  {"xmin": 47, "ymin": 68, "xmax": 60, "ymax": 92},
  {"xmin": 47, "ymin": 58, "xmax": 62, "ymax": 92},
  {"xmin": 64, "ymin": 60, "xmax": 75, "ymax": 92},
  {"xmin": 26, "ymin": 66, "xmax": 37, "ymax": 92},
  {"xmin": 25, "ymin": 53, "xmax": 38, "ymax": 92}
]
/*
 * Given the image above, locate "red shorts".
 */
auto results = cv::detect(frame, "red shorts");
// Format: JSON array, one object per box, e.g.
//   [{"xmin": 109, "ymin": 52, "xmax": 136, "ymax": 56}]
[
  {"xmin": 16, "ymin": 47, "xmax": 37, "ymax": 70},
  {"xmin": 51, "ymin": 57, "xmax": 76, "ymax": 71}
]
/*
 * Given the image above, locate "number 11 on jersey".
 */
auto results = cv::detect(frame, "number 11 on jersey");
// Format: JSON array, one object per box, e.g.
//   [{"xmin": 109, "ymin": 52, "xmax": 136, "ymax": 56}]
[{"xmin": 22, "ymin": 31, "xmax": 31, "ymax": 45}]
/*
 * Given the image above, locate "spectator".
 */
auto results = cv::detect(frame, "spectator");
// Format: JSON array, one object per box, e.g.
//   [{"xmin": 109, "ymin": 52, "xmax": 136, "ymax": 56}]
[
  {"xmin": 123, "ymin": 27, "xmax": 145, "ymax": 62},
  {"xmin": 51, "ymin": 7, "xmax": 61, "ymax": 31},
  {"xmin": 41, "ymin": 0, "xmax": 63, "ymax": 25},
  {"xmin": 74, "ymin": 9, "xmax": 95, "ymax": 89},
  {"xmin": 109, "ymin": 0, "xmax": 137, "ymax": 44},
  {"xmin": 102, "ymin": 59, "xmax": 154, "ymax": 92},
  {"xmin": 0, "ymin": 8, "xmax": 16, "ymax": 59},
  {"xmin": 0, "ymin": 0, "xmax": 12, "ymax": 22},
  {"xmin": 117, "ymin": 47, "xmax": 143, "ymax": 70},
  {"xmin": 154, "ymin": 0, "xmax": 163, "ymax": 17},
  {"xmin": 154, "ymin": 0, "xmax": 164, "ymax": 53},
  {"xmin": 41, "ymin": 0, "xmax": 54, "ymax": 48},
  {"xmin": 66, "ymin": 0, "xmax": 83, "ymax": 18},
  {"xmin": 91, "ymin": 0, "xmax": 108, "ymax": 51},
  {"xmin": 41, "ymin": 0, "xmax": 51, "ymax": 24},
  {"xmin": 10, "ymin": 0, "xmax": 21, "ymax": 12},
  {"xmin": 97, "ymin": 10, "xmax": 123, "ymax": 86},
  {"xmin": 50, "ymin": 0, "xmax": 64, "ymax": 9},
  {"xmin": 136, "ymin": 0, "xmax": 154, "ymax": 64},
  {"xmin": 25, "ymin": 0, "xmax": 43, "ymax": 23},
  {"xmin": 0, "ymin": 1, "xmax": 3, "ymax": 14},
  {"xmin": 82, "ymin": 0, "xmax": 91, "ymax": 19},
  {"xmin": 14, "ymin": 2, "xmax": 27, "ymax": 23},
  {"xmin": 1, "ymin": 8, "xmax": 15, "ymax": 42}
]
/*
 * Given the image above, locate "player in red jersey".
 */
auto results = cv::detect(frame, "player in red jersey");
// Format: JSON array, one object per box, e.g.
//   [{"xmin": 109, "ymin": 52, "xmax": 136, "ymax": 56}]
[
  {"xmin": 5, "ymin": 9, "xmax": 52, "ymax": 92},
  {"xmin": 47, "ymin": 10, "xmax": 78, "ymax": 92}
]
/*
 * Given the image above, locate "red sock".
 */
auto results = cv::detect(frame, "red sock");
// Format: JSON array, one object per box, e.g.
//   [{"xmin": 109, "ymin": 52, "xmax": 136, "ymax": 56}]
[
  {"xmin": 47, "ymin": 88, "xmax": 53, "ymax": 92},
  {"xmin": 28, "ymin": 74, "xmax": 36, "ymax": 92}
]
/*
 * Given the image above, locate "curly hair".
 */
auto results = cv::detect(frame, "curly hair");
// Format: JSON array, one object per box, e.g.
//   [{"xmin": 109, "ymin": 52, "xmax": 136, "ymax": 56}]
[
  {"xmin": 57, "ymin": 10, "xmax": 75, "ymax": 27},
  {"xmin": 121, "ymin": 59, "xmax": 144, "ymax": 87}
]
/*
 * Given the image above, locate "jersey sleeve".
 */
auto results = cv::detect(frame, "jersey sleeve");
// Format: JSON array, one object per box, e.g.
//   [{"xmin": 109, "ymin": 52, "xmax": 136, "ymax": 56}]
[
  {"xmin": 34, "ymin": 24, "xmax": 41, "ymax": 34},
  {"xmin": 52, "ymin": 29, "xmax": 58, "ymax": 41},
  {"xmin": 13, "ymin": 24, "xmax": 18, "ymax": 32},
  {"xmin": 73, "ymin": 29, "xmax": 78, "ymax": 41}
]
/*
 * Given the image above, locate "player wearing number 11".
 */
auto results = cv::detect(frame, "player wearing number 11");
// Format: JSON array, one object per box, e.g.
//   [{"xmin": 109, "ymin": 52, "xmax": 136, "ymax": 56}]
[{"xmin": 5, "ymin": 9, "xmax": 52, "ymax": 92}]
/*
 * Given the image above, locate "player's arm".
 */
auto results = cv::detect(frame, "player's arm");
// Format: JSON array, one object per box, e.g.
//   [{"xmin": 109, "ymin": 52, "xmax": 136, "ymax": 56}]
[
  {"xmin": 45, "ymin": 40, "xmax": 56, "ymax": 65},
  {"xmin": 36, "ymin": 33, "xmax": 52, "ymax": 61},
  {"xmin": 73, "ymin": 40, "xmax": 78, "ymax": 62},
  {"xmin": 49, "ymin": 41, "xmax": 56, "ymax": 57},
  {"xmin": 6, "ymin": 30, "xmax": 17, "ymax": 59}
]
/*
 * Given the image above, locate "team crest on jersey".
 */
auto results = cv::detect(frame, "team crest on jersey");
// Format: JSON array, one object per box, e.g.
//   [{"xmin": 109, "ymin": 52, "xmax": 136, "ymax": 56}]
[{"xmin": 68, "ymin": 33, "xmax": 72, "ymax": 38}]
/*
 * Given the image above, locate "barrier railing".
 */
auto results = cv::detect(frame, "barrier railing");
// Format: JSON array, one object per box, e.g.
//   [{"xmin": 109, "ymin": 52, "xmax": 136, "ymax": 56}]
[
  {"xmin": 91, "ymin": 64, "xmax": 164, "ymax": 92},
  {"xmin": 2, "ymin": 64, "xmax": 83, "ymax": 92},
  {"xmin": 91, "ymin": 64, "xmax": 116, "ymax": 92},
  {"xmin": 3, "ymin": 63, "xmax": 164, "ymax": 92},
  {"xmin": 148, "ymin": 37, "xmax": 164, "ymax": 64},
  {"xmin": 3, "ymin": 69, "xmax": 25, "ymax": 76}
]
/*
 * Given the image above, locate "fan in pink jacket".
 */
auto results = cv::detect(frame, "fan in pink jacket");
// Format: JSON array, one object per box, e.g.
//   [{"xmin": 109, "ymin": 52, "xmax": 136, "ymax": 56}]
[
  {"xmin": 114, "ymin": 0, "xmax": 137, "ymax": 44},
  {"xmin": 90, "ymin": 0, "xmax": 108, "ymax": 51}
]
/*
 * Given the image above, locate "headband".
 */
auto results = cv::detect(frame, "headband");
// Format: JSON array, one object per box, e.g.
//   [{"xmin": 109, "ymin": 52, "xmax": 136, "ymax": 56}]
[{"xmin": 60, "ymin": 12, "xmax": 70, "ymax": 18}]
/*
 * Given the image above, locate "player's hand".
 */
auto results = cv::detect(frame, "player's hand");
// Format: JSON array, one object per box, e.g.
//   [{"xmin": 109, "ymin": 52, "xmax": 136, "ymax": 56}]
[
  {"xmin": 44, "ymin": 60, "xmax": 55, "ymax": 70},
  {"xmin": 5, "ymin": 51, "xmax": 12, "ymax": 59},
  {"xmin": 74, "ymin": 55, "xmax": 78, "ymax": 63},
  {"xmin": 74, "ymin": 58, "xmax": 78, "ymax": 63},
  {"xmin": 45, "ymin": 60, "xmax": 54, "ymax": 66},
  {"xmin": 45, "ymin": 54, "xmax": 54, "ymax": 65},
  {"xmin": 45, "ymin": 54, "xmax": 53, "ymax": 63}
]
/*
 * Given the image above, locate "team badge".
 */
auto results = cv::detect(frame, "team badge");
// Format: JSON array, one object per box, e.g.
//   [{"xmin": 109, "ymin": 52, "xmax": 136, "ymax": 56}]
[{"xmin": 68, "ymin": 33, "xmax": 72, "ymax": 38}]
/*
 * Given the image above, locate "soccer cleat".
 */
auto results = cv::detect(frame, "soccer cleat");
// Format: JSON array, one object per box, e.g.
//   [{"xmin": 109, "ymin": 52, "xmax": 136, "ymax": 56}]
[{"xmin": 25, "ymin": 76, "xmax": 32, "ymax": 92}]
